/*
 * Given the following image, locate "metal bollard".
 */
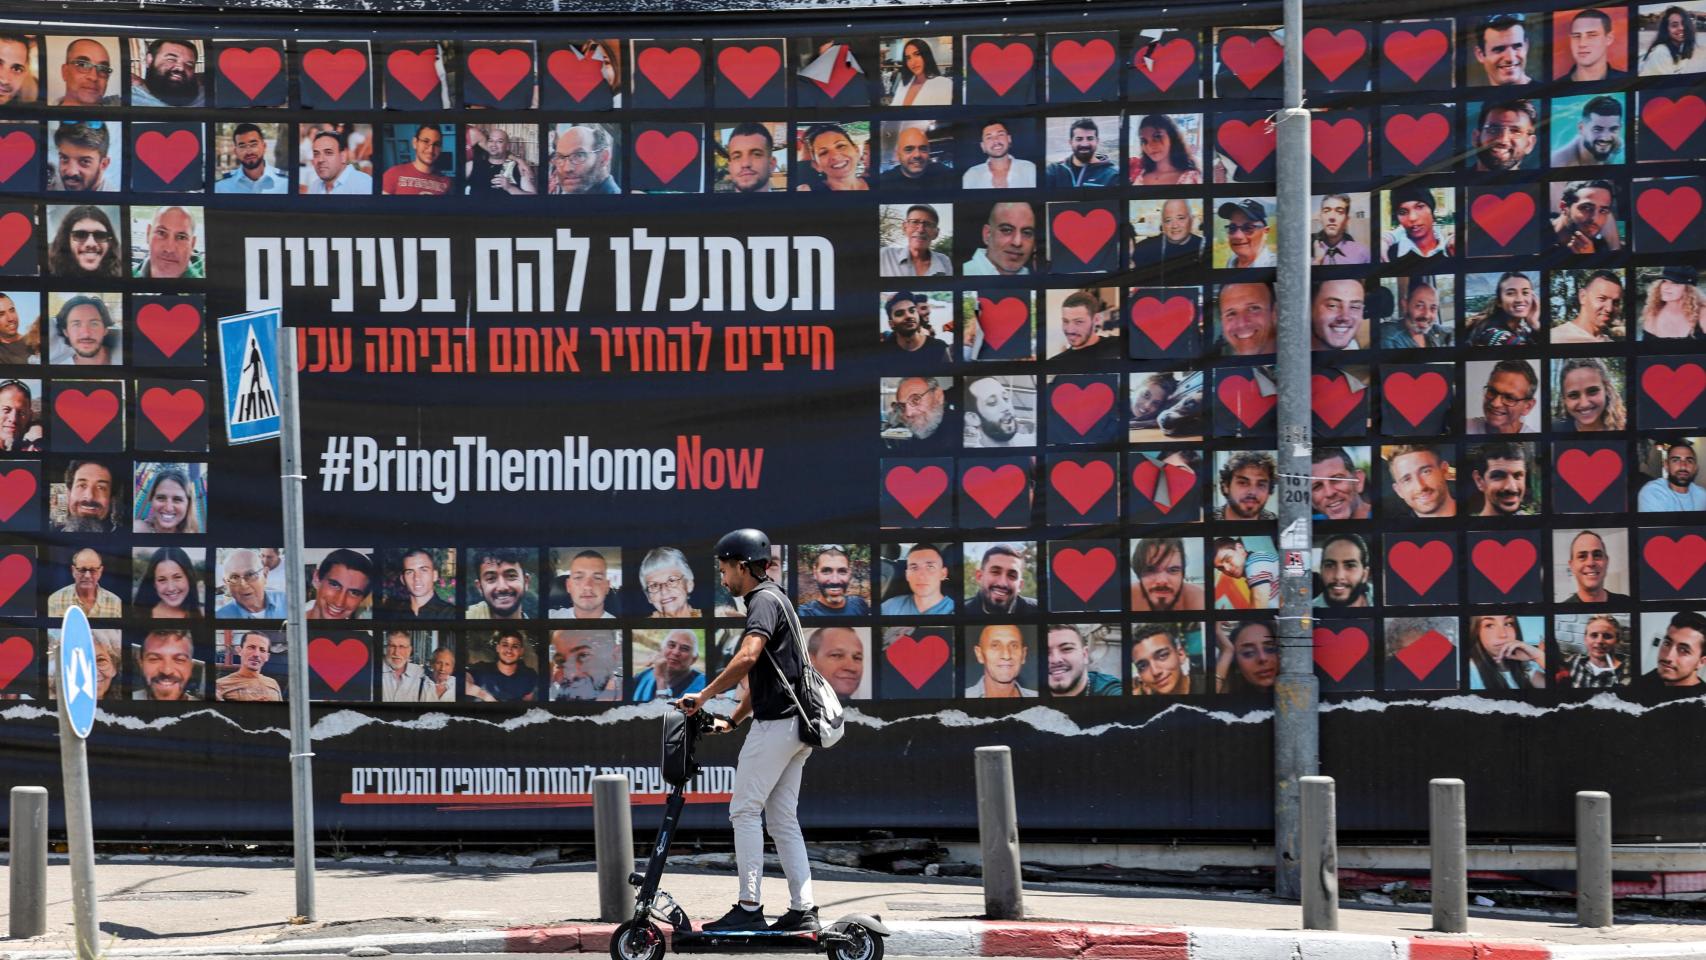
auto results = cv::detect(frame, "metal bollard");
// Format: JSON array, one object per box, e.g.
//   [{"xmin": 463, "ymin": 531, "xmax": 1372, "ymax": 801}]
[
  {"xmin": 1576, "ymin": 791, "xmax": 1613, "ymax": 928},
  {"xmin": 1300, "ymin": 776, "xmax": 1339, "ymax": 931},
  {"xmin": 593, "ymin": 774, "xmax": 635, "ymax": 923},
  {"xmin": 9, "ymin": 786, "xmax": 48, "ymax": 938},
  {"xmin": 1429, "ymin": 779, "xmax": 1467, "ymax": 934},
  {"xmin": 974, "ymin": 746, "xmax": 1024, "ymax": 920}
]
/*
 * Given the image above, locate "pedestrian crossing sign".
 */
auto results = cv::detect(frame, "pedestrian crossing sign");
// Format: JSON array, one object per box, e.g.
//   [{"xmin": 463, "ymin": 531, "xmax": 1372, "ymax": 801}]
[{"xmin": 218, "ymin": 308, "xmax": 282, "ymax": 445}]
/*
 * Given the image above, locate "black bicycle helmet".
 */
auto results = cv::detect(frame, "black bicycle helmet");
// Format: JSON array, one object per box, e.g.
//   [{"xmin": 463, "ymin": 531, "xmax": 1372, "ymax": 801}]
[{"xmin": 714, "ymin": 527, "xmax": 770, "ymax": 563}]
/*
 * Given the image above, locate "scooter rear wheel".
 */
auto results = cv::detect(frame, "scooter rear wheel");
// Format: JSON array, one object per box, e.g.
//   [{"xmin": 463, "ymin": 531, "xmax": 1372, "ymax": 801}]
[
  {"xmin": 827, "ymin": 924, "xmax": 883, "ymax": 960},
  {"xmin": 610, "ymin": 920, "xmax": 666, "ymax": 960}
]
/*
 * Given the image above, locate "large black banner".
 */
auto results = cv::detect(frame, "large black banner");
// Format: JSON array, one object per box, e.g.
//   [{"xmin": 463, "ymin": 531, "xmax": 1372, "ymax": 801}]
[{"xmin": 0, "ymin": 0, "xmax": 1704, "ymax": 840}]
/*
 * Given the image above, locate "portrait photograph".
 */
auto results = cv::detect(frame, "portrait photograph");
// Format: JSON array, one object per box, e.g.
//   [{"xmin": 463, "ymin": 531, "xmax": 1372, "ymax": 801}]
[
  {"xmin": 126, "ymin": 38, "xmax": 208, "ymax": 107},
  {"xmin": 1552, "ymin": 613, "xmax": 1631, "ymax": 688},
  {"xmin": 464, "ymin": 123, "xmax": 539, "ymax": 197},
  {"xmin": 129, "ymin": 204, "xmax": 205, "ymax": 280},
  {"xmin": 296, "ymin": 122, "xmax": 374, "ymax": 195},
  {"xmin": 1550, "ymin": 356, "xmax": 1626, "ymax": 432},
  {"xmin": 464, "ymin": 546, "xmax": 538, "ymax": 620},
  {"xmin": 880, "ymin": 375, "xmax": 958, "ymax": 453},
  {"xmin": 712, "ymin": 121, "xmax": 787, "ymax": 193},
  {"xmin": 0, "ymin": 292, "xmax": 42, "ymax": 366},
  {"xmin": 807, "ymin": 625, "xmax": 872, "ymax": 701},
  {"xmin": 126, "ymin": 628, "xmax": 208, "ymax": 701},
  {"xmin": 1633, "ymin": 264, "xmax": 1706, "ymax": 339},
  {"xmin": 1313, "ymin": 534, "xmax": 1375, "ymax": 609},
  {"xmin": 547, "ymin": 628, "xmax": 622, "ymax": 702},
  {"xmin": 1129, "ymin": 536, "xmax": 1205, "ymax": 613},
  {"xmin": 45, "ymin": 204, "xmax": 123, "ymax": 280},
  {"xmin": 1548, "ymin": 93, "xmax": 1626, "ymax": 166},
  {"xmin": 46, "ymin": 36, "xmax": 120, "ymax": 107},
  {"xmin": 1128, "ymin": 369, "xmax": 1205, "ymax": 442},
  {"xmin": 879, "ymin": 290, "xmax": 956, "ymax": 362},
  {"xmin": 132, "ymin": 461, "xmax": 205, "ymax": 535},
  {"xmin": 1466, "ymin": 357, "xmax": 1542, "ymax": 434},
  {"xmin": 300, "ymin": 547, "xmax": 375, "ymax": 621},
  {"xmin": 378, "ymin": 122, "xmax": 456, "ymax": 197},
  {"xmin": 1553, "ymin": 527, "xmax": 1630, "ymax": 604},
  {"xmin": 1128, "ymin": 622, "xmax": 1204, "ymax": 695},
  {"xmin": 793, "ymin": 120, "xmax": 872, "ymax": 192},
  {"xmin": 1549, "ymin": 268, "xmax": 1627, "ymax": 342},
  {"xmin": 1635, "ymin": 436, "xmax": 1706, "ymax": 511},
  {"xmin": 1381, "ymin": 443, "xmax": 1460, "ymax": 519},
  {"xmin": 880, "ymin": 36, "xmax": 956, "ymax": 107},
  {"xmin": 1043, "ymin": 286, "xmax": 1119, "ymax": 361},
  {"xmin": 878, "ymin": 203, "xmax": 954, "ymax": 278},
  {"xmin": 1463, "ymin": 270, "xmax": 1543, "ymax": 346},
  {"xmin": 546, "ymin": 546, "xmax": 621, "ymax": 620},
  {"xmin": 545, "ymin": 122, "xmax": 621, "ymax": 195},
  {"xmin": 1211, "ymin": 619, "xmax": 1277, "ymax": 695},
  {"xmin": 1128, "ymin": 197, "xmax": 1206, "ymax": 270},
  {"xmin": 962, "ymin": 624, "xmax": 1038, "ymax": 698},
  {"xmin": 878, "ymin": 541, "xmax": 958, "ymax": 616},
  {"xmin": 1379, "ymin": 184, "xmax": 1457, "ymax": 261},
  {"xmin": 1636, "ymin": 2, "xmax": 1706, "ymax": 75},
  {"xmin": 1467, "ymin": 615, "xmax": 1547, "ymax": 690},
  {"xmin": 47, "ymin": 120, "xmax": 122, "ymax": 192},
  {"xmin": 629, "ymin": 627, "xmax": 705, "ymax": 701},
  {"xmin": 46, "ymin": 291, "xmax": 122, "ymax": 366},
  {"xmin": 795, "ymin": 543, "xmax": 873, "ymax": 617},
  {"xmin": 1213, "ymin": 198, "xmax": 1277, "ymax": 269},
  {"xmin": 1044, "ymin": 623, "xmax": 1123, "ymax": 696},
  {"xmin": 1636, "ymin": 610, "xmax": 1706, "ymax": 690},
  {"xmin": 217, "ymin": 630, "xmax": 286, "ymax": 701},
  {"xmin": 374, "ymin": 547, "xmax": 457, "ymax": 619},
  {"xmin": 963, "ymin": 375, "xmax": 1037, "ymax": 449},
  {"xmin": 464, "ymin": 628, "xmax": 542, "ymax": 702},
  {"xmin": 1466, "ymin": 13, "xmax": 1545, "ymax": 88},
  {"xmin": 878, "ymin": 119, "xmax": 955, "ymax": 189},
  {"xmin": 1044, "ymin": 115, "xmax": 1119, "ymax": 189},
  {"xmin": 1127, "ymin": 112, "xmax": 1204, "ymax": 186},
  {"xmin": 213, "ymin": 122, "xmax": 289, "ymax": 194},
  {"xmin": 377, "ymin": 628, "xmax": 457, "ymax": 703},
  {"xmin": 1309, "ymin": 192, "xmax": 1372, "ymax": 266}
]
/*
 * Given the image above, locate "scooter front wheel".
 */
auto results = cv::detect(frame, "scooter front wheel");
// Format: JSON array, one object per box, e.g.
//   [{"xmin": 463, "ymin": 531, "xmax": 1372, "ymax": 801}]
[
  {"xmin": 827, "ymin": 924, "xmax": 883, "ymax": 960},
  {"xmin": 610, "ymin": 920, "xmax": 666, "ymax": 960}
]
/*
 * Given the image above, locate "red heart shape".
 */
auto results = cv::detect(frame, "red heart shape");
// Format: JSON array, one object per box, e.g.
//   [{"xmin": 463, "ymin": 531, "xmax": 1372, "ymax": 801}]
[
  {"xmin": 1312, "ymin": 627, "xmax": 1369, "ymax": 682},
  {"xmin": 302, "ymin": 47, "xmax": 367, "ymax": 101},
  {"xmin": 1471, "ymin": 538, "xmax": 1537, "ymax": 595},
  {"xmin": 1384, "ymin": 112, "xmax": 1450, "ymax": 167},
  {"xmin": 1220, "ymin": 34, "xmax": 1283, "ymax": 89},
  {"xmin": 135, "ymin": 129, "xmax": 201, "ymax": 184},
  {"xmin": 1310, "ymin": 373, "xmax": 1362, "ymax": 428},
  {"xmin": 1051, "ymin": 208, "xmax": 1116, "ymax": 265},
  {"xmin": 1052, "ymin": 547, "xmax": 1115, "ymax": 603},
  {"xmin": 1216, "ymin": 119, "xmax": 1276, "ymax": 173},
  {"xmin": 961, "ymin": 464, "xmax": 1028, "ymax": 519},
  {"xmin": 1049, "ymin": 460, "xmax": 1113, "ymax": 516},
  {"xmin": 308, "ymin": 636, "xmax": 368, "ymax": 692},
  {"xmin": 1556, "ymin": 448, "xmax": 1622, "ymax": 504},
  {"xmin": 0, "ymin": 553, "xmax": 31, "ymax": 607},
  {"xmin": 217, "ymin": 46, "xmax": 282, "ymax": 100},
  {"xmin": 1132, "ymin": 38, "xmax": 1195, "ymax": 91},
  {"xmin": 0, "ymin": 552, "xmax": 30, "ymax": 603},
  {"xmin": 1394, "ymin": 629, "xmax": 1453, "ymax": 681},
  {"xmin": 1130, "ymin": 296, "xmax": 1195, "ymax": 350},
  {"xmin": 0, "ymin": 633, "xmax": 32, "ymax": 689},
  {"xmin": 808, "ymin": 44, "xmax": 858, "ymax": 98},
  {"xmin": 1637, "ymin": 185, "xmax": 1703, "ymax": 243},
  {"xmin": 1052, "ymin": 38, "xmax": 1114, "ymax": 93},
  {"xmin": 386, "ymin": 48, "xmax": 441, "ymax": 101},
  {"xmin": 1303, "ymin": 28, "xmax": 1366, "ymax": 81},
  {"xmin": 1644, "ymin": 95, "xmax": 1706, "ymax": 151},
  {"xmin": 1310, "ymin": 117, "xmax": 1363, "ymax": 173},
  {"xmin": 0, "ymin": 130, "xmax": 35, "ymax": 182},
  {"xmin": 975, "ymin": 297, "xmax": 1028, "ymax": 351},
  {"xmin": 54, "ymin": 388, "xmax": 119, "ymax": 443},
  {"xmin": 546, "ymin": 49, "xmax": 607, "ymax": 101},
  {"xmin": 467, "ymin": 47, "xmax": 532, "ymax": 100},
  {"xmin": 634, "ymin": 129, "xmax": 699, "ymax": 185},
  {"xmin": 0, "ymin": 468, "xmax": 36, "ymax": 522},
  {"xmin": 140, "ymin": 387, "xmax": 205, "ymax": 443},
  {"xmin": 1050, "ymin": 381, "xmax": 1115, "ymax": 436},
  {"xmin": 637, "ymin": 46, "xmax": 702, "ymax": 100},
  {"xmin": 717, "ymin": 45, "xmax": 781, "ymax": 99},
  {"xmin": 886, "ymin": 632, "xmax": 949, "ymax": 690},
  {"xmin": 1642, "ymin": 362, "xmax": 1706, "ymax": 419},
  {"xmin": 1644, "ymin": 534, "xmax": 1706, "ymax": 590},
  {"xmin": 1130, "ymin": 460, "xmax": 1195, "ymax": 515},
  {"xmin": 1388, "ymin": 540, "xmax": 1452, "ymax": 595},
  {"xmin": 1216, "ymin": 374, "xmax": 1276, "ymax": 428},
  {"xmin": 884, "ymin": 465, "xmax": 948, "ymax": 519},
  {"xmin": 968, "ymin": 41, "xmax": 1034, "ymax": 96},
  {"xmin": 0, "ymin": 211, "xmax": 34, "ymax": 266},
  {"xmin": 1470, "ymin": 191, "xmax": 1536, "ymax": 247},
  {"xmin": 1383, "ymin": 28, "xmax": 1448, "ymax": 83},
  {"xmin": 1384, "ymin": 371, "xmax": 1448, "ymax": 428},
  {"xmin": 135, "ymin": 303, "xmax": 201, "ymax": 358}
]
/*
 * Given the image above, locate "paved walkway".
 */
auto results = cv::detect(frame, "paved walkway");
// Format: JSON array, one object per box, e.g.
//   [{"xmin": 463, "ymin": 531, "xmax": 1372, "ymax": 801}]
[{"xmin": 1, "ymin": 856, "xmax": 1704, "ymax": 960}]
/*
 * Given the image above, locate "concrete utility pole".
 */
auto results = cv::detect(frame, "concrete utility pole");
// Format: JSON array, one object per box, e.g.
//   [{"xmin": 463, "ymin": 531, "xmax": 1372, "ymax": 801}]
[
  {"xmin": 1272, "ymin": 0, "xmax": 1319, "ymax": 902},
  {"xmin": 279, "ymin": 327, "xmax": 316, "ymax": 921}
]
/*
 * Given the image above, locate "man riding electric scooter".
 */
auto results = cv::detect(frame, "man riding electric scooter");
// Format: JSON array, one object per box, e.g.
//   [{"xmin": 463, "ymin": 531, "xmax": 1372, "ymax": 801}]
[{"xmin": 675, "ymin": 528, "xmax": 818, "ymax": 933}]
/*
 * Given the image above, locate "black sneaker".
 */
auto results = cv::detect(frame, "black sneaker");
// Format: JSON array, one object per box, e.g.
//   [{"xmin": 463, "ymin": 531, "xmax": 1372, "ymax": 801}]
[
  {"xmin": 769, "ymin": 907, "xmax": 821, "ymax": 932},
  {"xmin": 703, "ymin": 903, "xmax": 767, "ymax": 932}
]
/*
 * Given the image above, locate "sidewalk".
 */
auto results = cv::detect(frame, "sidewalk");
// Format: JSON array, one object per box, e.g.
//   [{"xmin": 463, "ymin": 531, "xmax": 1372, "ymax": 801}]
[{"xmin": 2, "ymin": 855, "xmax": 1705, "ymax": 960}]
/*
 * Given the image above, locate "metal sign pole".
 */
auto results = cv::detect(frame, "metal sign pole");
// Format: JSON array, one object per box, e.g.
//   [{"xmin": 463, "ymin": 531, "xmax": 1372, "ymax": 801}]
[
  {"xmin": 1273, "ymin": 0, "xmax": 1320, "ymax": 902},
  {"xmin": 56, "ymin": 608, "xmax": 100, "ymax": 960},
  {"xmin": 279, "ymin": 325, "xmax": 316, "ymax": 921}
]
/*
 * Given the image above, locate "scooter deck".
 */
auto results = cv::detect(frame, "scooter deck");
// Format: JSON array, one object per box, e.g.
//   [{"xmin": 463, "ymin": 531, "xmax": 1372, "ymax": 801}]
[{"xmin": 672, "ymin": 929, "xmax": 822, "ymax": 952}]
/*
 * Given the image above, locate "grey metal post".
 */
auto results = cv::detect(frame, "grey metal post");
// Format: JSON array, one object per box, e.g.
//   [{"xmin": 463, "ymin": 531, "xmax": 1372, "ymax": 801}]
[
  {"xmin": 974, "ymin": 746, "xmax": 1023, "ymax": 920},
  {"xmin": 279, "ymin": 325, "xmax": 316, "ymax": 921},
  {"xmin": 56, "ymin": 701, "xmax": 99, "ymax": 960},
  {"xmin": 593, "ymin": 774, "xmax": 634, "ymax": 922},
  {"xmin": 1576, "ymin": 791, "xmax": 1613, "ymax": 928},
  {"xmin": 1430, "ymin": 779, "xmax": 1467, "ymax": 933},
  {"xmin": 1300, "ymin": 776, "xmax": 1337, "ymax": 930},
  {"xmin": 9, "ymin": 786, "xmax": 48, "ymax": 938},
  {"xmin": 1272, "ymin": 0, "xmax": 1319, "ymax": 903}
]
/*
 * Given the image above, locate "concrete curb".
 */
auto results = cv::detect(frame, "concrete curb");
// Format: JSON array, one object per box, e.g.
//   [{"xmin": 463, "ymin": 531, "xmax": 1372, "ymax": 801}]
[{"xmin": 6, "ymin": 921, "xmax": 1706, "ymax": 960}]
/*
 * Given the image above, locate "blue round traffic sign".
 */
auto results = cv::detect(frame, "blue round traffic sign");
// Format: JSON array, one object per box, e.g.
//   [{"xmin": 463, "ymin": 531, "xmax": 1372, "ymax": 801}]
[{"xmin": 58, "ymin": 606, "xmax": 97, "ymax": 739}]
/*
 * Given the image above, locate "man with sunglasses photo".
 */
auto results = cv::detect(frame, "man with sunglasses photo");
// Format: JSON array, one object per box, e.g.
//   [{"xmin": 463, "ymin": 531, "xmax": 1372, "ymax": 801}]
[{"xmin": 55, "ymin": 38, "xmax": 121, "ymax": 107}]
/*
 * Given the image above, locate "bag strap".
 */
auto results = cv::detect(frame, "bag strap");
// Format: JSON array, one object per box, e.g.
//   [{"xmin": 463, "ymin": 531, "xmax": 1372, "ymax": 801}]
[{"xmin": 753, "ymin": 581, "xmax": 810, "ymax": 717}]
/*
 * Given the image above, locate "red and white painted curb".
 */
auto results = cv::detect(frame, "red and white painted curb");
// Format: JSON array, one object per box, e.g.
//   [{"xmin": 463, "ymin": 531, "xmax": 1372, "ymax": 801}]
[{"xmin": 5, "ymin": 921, "xmax": 1706, "ymax": 960}]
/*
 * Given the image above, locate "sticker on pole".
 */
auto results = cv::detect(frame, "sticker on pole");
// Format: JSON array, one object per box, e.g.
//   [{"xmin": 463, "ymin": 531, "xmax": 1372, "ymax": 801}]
[
  {"xmin": 218, "ymin": 308, "xmax": 281, "ymax": 445},
  {"xmin": 58, "ymin": 606, "xmax": 97, "ymax": 739}
]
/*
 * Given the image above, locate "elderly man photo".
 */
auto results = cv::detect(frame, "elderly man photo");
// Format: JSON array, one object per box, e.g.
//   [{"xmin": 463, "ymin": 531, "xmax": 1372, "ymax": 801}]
[
  {"xmin": 884, "ymin": 376, "xmax": 955, "ymax": 452},
  {"xmin": 215, "ymin": 548, "xmax": 287, "ymax": 618},
  {"xmin": 879, "ymin": 204, "xmax": 951, "ymax": 277},
  {"xmin": 631, "ymin": 629, "xmax": 705, "ymax": 700},
  {"xmin": 1218, "ymin": 199, "xmax": 1275, "ymax": 268},
  {"xmin": 48, "ymin": 547, "xmax": 122, "ymax": 618},
  {"xmin": 378, "ymin": 630, "xmax": 427, "ymax": 701},
  {"xmin": 549, "ymin": 124, "xmax": 619, "ymax": 194},
  {"xmin": 0, "ymin": 378, "xmax": 39, "ymax": 450},
  {"xmin": 965, "ymin": 624, "xmax": 1036, "ymax": 697},
  {"xmin": 1131, "ymin": 198, "xmax": 1204, "ymax": 267}
]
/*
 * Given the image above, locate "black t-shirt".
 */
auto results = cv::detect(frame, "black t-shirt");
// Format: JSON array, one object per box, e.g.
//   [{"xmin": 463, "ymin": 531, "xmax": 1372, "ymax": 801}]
[{"xmin": 743, "ymin": 581, "xmax": 802, "ymax": 721}]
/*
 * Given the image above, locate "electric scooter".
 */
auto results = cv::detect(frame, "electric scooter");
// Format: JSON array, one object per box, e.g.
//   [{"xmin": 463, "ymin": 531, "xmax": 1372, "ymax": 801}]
[{"xmin": 609, "ymin": 708, "xmax": 889, "ymax": 960}]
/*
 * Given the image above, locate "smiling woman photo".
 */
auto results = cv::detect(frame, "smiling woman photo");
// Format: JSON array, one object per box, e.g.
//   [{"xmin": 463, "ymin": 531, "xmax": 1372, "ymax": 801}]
[
  {"xmin": 133, "ymin": 464, "xmax": 201, "ymax": 534},
  {"xmin": 134, "ymin": 545, "xmax": 203, "ymax": 619}
]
